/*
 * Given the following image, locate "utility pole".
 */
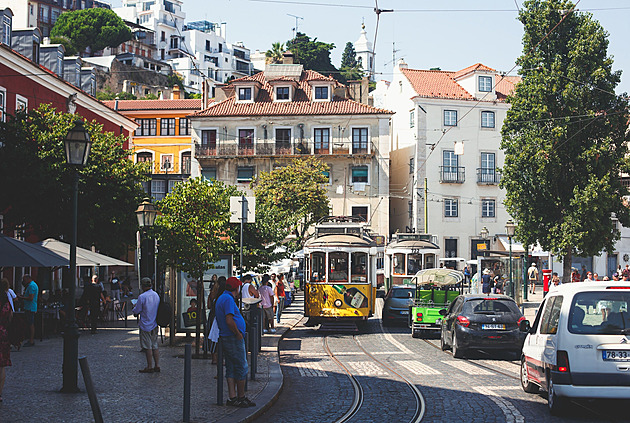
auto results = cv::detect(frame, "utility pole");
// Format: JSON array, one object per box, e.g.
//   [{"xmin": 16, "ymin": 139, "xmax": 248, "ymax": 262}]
[{"xmin": 287, "ymin": 14, "xmax": 303, "ymax": 39}]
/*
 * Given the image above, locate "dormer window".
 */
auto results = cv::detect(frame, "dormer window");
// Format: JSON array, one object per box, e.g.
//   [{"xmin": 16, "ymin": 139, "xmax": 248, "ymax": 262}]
[
  {"xmin": 478, "ymin": 76, "xmax": 492, "ymax": 92},
  {"xmin": 276, "ymin": 86, "xmax": 290, "ymax": 101},
  {"xmin": 314, "ymin": 86, "xmax": 329, "ymax": 100},
  {"xmin": 238, "ymin": 87, "xmax": 252, "ymax": 100}
]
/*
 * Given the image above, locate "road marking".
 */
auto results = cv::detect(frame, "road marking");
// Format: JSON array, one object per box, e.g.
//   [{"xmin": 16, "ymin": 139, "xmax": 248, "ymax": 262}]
[
  {"xmin": 349, "ymin": 361, "xmax": 387, "ymax": 376},
  {"xmin": 477, "ymin": 360, "xmax": 520, "ymax": 374},
  {"xmin": 294, "ymin": 362, "xmax": 328, "ymax": 377},
  {"xmin": 376, "ymin": 297, "xmax": 415, "ymax": 354},
  {"xmin": 441, "ymin": 360, "xmax": 492, "ymax": 375},
  {"xmin": 396, "ymin": 360, "xmax": 442, "ymax": 375},
  {"xmin": 473, "ymin": 386, "xmax": 524, "ymax": 423}
]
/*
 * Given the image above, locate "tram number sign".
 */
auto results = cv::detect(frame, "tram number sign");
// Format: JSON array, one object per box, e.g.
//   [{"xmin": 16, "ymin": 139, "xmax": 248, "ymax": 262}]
[{"xmin": 410, "ymin": 249, "xmax": 423, "ymax": 254}]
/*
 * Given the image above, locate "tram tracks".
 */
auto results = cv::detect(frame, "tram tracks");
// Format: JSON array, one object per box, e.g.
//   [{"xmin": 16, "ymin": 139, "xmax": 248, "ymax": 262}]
[{"xmin": 324, "ymin": 334, "xmax": 425, "ymax": 423}]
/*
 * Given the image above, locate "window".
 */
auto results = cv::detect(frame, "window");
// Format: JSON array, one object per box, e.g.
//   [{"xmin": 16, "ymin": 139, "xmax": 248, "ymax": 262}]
[
  {"xmin": 137, "ymin": 152, "xmax": 153, "ymax": 164},
  {"xmin": 351, "ymin": 206, "xmax": 368, "ymax": 223},
  {"xmin": 479, "ymin": 152, "xmax": 496, "ymax": 183},
  {"xmin": 481, "ymin": 111, "xmax": 495, "ymax": 128},
  {"xmin": 314, "ymin": 128, "xmax": 329, "ymax": 153},
  {"xmin": 351, "ymin": 252, "xmax": 368, "ymax": 282},
  {"xmin": 409, "ymin": 157, "xmax": 414, "ymax": 174},
  {"xmin": 410, "ymin": 109, "xmax": 415, "ymax": 128},
  {"xmin": 0, "ymin": 87, "xmax": 5, "ymax": 122},
  {"xmin": 200, "ymin": 129, "xmax": 217, "ymax": 154},
  {"xmin": 238, "ymin": 87, "xmax": 252, "ymax": 100},
  {"xmin": 160, "ymin": 118, "xmax": 176, "ymax": 136},
  {"xmin": 205, "ymin": 40, "xmax": 211, "ymax": 51},
  {"xmin": 481, "ymin": 199, "xmax": 495, "ymax": 218},
  {"xmin": 202, "ymin": 167, "xmax": 217, "ymax": 181},
  {"xmin": 481, "ymin": 152, "xmax": 495, "ymax": 171},
  {"xmin": 16, "ymin": 95, "xmax": 28, "ymax": 113},
  {"xmin": 179, "ymin": 118, "xmax": 190, "ymax": 135},
  {"xmin": 276, "ymin": 87, "xmax": 290, "ymax": 100},
  {"xmin": 444, "ymin": 198, "xmax": 458, "ymax": 217},
  {"xmin": 352, "ymin": 128, "xmax": 368, "ymax": 153},
  {"xmin": 351, "ymin": 165, "xmax": 368, "ymax": 183},
  {"xmin": 540, "ymin": 296, "xmax": 563, "ymax": 335},
  {"xmin": 151, "ymin": 179, "xmax": 166, "ymax": 200},
  {"xmin": 314, "ymin": 86, "xmax": 328, "ymax": 100},
  {"xmin": 275, "ymin": 128, "xmax": 291, "ymax": 152},
  {"xmin": 239, "ymin": 129, "xmax": 254, "ymax": 153},
  {"xmin": 135, "ymin": 118, "xmax": 157, "ymax": 136},
  {"xmin": 237, "ymin": 166, "xmax": 254, "ymax": 182},
  {"xmin": 479, "ymin": 76, "xmax": 492, "ymax": 92},
  {"xmin": 393, "ymin": 253, "xmax": 405, "ymax": 274},
  {"xmin": 181, "ymin": 152, "xmax": 191, "ymax": 174},
  {"xmin": 160, "ymin": 154, "xmax": 173, "ymax": 172},
  {"xmin": 443, "ymin": 150, "xmax": 458, "ymax": 171},
  {"xmin": 444, "ymin": 110, "xmax": 457, "ymax": 126}
]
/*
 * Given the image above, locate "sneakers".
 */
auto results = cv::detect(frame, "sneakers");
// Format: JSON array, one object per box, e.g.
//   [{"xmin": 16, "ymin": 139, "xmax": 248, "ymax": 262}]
[
  {"xmin": 269, "ymin": 328, "xmax": 276, "ymax": 333},
  {"xmin": 263, "ymin": 329, "xmax": 268, "ymax": 334},
  {"xmin": 226, "ymin": 397, "xmax": 239, "ymax": 406},
  {"xmin": 226, "ymin": 396, "xmax": 256, "ymax": 407}
]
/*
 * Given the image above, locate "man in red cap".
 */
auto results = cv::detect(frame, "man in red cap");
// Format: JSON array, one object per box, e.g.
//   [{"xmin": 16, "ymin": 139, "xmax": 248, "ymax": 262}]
[{"xmin": 215, "ymin": 276, "xmax": 255, "ymax": 407}]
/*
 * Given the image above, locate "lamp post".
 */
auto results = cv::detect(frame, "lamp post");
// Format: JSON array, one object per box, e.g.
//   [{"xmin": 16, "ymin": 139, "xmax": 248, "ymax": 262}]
[
  {"xmin": 135, "ymin": 198, "xmax": 158, "ymax": 283},
  {"xmin": 61, "ymin": 120, "xmax": 92, "ymax": 393},
  {"xmin": 505, "ymin": 220, "xmax": 516, "ymax": 299}
]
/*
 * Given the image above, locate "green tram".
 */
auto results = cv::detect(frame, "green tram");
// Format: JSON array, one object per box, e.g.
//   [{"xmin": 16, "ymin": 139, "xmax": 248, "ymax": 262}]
[
  {"xmin": 409, "ymin": 268, "xmax": 464, "ymax": 338},
  {"xmin": 384, "ymin": 233, "xmax": 440, "ymax": 290}
]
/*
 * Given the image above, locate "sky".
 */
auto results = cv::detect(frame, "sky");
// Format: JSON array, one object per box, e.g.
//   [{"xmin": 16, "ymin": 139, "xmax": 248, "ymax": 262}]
[{"xmin": 110, "ymin": 0, "xmax": 630, "ymax": 93}]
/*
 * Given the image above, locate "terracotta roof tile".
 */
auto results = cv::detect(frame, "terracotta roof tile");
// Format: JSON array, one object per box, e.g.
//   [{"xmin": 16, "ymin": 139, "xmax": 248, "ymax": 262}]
[
  {"xmin": 103, "ymin": 99, "xmax": 203, "ymax": 111},
  {"xmin": 495, "ymin": 76, "xmax": 520, "ymax": 100},
  {"xmin": 193, "ymin": 70, "xmax": 392, "ymax": 117},
  {"xmin": 452, "ymin": 63, "xmax": 496, "ymax": 79}
]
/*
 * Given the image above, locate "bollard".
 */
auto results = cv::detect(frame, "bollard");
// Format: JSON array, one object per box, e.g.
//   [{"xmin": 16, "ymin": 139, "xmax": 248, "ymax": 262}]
[
  {"xmin": 124, "ymin": 301, "xmax": 128, "ymax": 328},
  {"xmin": 183, "ymin": 344, "xmax": 192, "ymax": 422},
  {"xmin": 78, "ymin": 356, "xmax": 103, "ymax": 423},
  {"xmin": 217, "ymin": 337, "xmax": 223, "ymax": 405},
  {"xmin": 244, "ymin": 332, "xmax": 248, "ymax": 392},
  {"xmin": 251, "ymin": 322, "xmax": 258, "ymax": 380}
]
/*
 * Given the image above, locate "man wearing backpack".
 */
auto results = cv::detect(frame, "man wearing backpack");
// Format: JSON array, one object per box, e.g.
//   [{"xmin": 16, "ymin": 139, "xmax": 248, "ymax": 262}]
[{"xmin": 132, "ymin": 277, "xmax": 160, "ymax": 373}]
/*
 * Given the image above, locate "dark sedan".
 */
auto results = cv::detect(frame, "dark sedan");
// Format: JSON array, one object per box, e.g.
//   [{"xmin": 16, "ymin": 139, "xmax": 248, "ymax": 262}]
[
  {"xmin": 382, "ymin": 285, "xmax": 415, "ymax": 326},
  {"xmin": 440, "ymin": 294, "xmax": 527, "ymax": 358}
]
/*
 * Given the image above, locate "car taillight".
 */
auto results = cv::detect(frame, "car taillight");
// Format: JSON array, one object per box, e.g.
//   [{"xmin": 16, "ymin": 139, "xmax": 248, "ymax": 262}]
[
  {"xmin": 607, "ymin": 286, "xmax": 630, "ymax": 289},
  {"xmin": 456, "ymin": 315, "xmax": 470, "ymax": 327},
  {"xmin": 517, "ymin": 316, "xmax": 526, "ymax": 325},
  {"xmin": 557, "ymin": 350, "xmax": 570, "ymax": 373},
  {"xmin": 416, "ymin": 312, "xmax": 423, "ymax": 322}
]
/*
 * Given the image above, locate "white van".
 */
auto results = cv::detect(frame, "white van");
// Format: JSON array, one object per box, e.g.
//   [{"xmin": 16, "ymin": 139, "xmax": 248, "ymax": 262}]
[{"xmin": 520, "ymin": 282, "xmax": 630, "ymax": 414}]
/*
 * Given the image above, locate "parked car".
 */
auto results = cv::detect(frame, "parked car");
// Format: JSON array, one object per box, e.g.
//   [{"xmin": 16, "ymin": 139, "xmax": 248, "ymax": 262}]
[
  {"xmin": 382, "ymin": 285, "xmax": 416, "ymax": 326},
  {"xmin": 440, "ymin": 294, "xmax": 527, "ymax": 358},
  {"xmin": 520, "ymin": 282, "xmax": 630, "ymax": 415}
]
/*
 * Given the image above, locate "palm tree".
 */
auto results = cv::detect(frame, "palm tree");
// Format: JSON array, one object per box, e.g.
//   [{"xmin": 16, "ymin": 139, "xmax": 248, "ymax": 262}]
[{"xmin": 265, "ymin": 42, "xmax": 285, "ymax": 64}]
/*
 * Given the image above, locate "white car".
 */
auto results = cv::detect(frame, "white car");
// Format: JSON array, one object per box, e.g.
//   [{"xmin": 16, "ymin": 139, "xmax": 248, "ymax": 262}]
[{"xmin": 520, "ymin": 281, "xmax": 630, "ymax": 414}]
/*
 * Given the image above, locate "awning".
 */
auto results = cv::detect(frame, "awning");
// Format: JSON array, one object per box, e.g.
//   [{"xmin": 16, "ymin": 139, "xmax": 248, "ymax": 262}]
[
  {"xmin": 497, "ymin": 236, "xmax": 526, "ymax": 253},
  {"xmin": 0, "ymin": 234, "xmax": 69, "ymax": 267},
  {"xmin": 529, "ymin": 242, "xmax": 549, "ymax": 257},
  {"xmin": 38, "ymin": 238, "xmax": 133, "ymax": 267}
]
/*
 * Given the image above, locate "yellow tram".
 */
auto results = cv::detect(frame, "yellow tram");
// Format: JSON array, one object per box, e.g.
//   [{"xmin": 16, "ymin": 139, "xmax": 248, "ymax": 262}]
[
  {"xmin": 304, "ymin": 217, "xmax": 379, "ymax": 325},
  {"xmin": 384, "ymin": 233, "xmax": 440, "ymax": 290}
]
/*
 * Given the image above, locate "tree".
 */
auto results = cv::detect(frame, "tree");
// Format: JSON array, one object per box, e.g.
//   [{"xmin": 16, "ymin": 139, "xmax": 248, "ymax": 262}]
[
  {"xmin": 0, "ymin": 104, "xmax": 148, "ymax": 256},
  {"xmin": 49, "ymin": 35, "xmax": 77, "ymax": 56},
  {"xmin": 50, "ymin": 8, "xmax": 131, "ymax": 55},
  {"xmin": 340, "ymin": 41, "xmax": 363, "ymax": 82},
  {"xmin": 252, "ymin": 157, "xmax": 330, "ymax": 250},
  {"xmin": 265, "ymin": 42, "xmax": 285, "ymax": 64},
  {"xmin": 500, "ymin": 0, "xmax": 630, "ymax": 282},
  {"xmin": 286, "ymin": 32, "xmax": 339, "ymax": 81}
]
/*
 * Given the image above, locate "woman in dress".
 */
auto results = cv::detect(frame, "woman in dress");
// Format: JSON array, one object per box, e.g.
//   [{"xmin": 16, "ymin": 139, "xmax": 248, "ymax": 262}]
[{"xmin": 0, "ymin": 278, "xmax": 13, "ymax": 401}]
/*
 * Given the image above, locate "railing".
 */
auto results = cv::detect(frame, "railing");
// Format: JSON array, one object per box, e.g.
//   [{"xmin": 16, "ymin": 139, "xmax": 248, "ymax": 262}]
[
  {"xmin": 476, "ymin": 168, "xmax": 501, "ymax": 184},
  {"xmin": 194, "ymin": 140, "xmax": 375, "ymax": 158},
  {"xmin": 439, "ymin": 166, "xmax": 465, "ymax": 183}
]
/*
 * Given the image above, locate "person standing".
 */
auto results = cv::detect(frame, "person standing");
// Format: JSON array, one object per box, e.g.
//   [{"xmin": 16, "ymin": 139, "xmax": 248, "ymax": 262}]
[
  {"xmin": 463, "ymin": 266, "xmax": 471, "ymax": 287},
  {"xmin": 0, "ymin": 278, "xmax": 12, "ymax": 401},
  {"xmin": 132, "ymin": 278, "xmax": 160, "ymax": 373},
  {"xmin": 275, "ymin": 275, "xmax": 286, "ymax": 323},
  {"xmin": 19, "ymin": 275, "xmax": 38, "ymax": 347},
  {"xmin": 84, "ymin": 275, "xmax": 104, "ymax": 334},
  {"xmin": 258, "ymin": 275, "xmax": 275, "ymax": 334},
  {"xmin": 109, "ymin": 272, "xmax": 121, "ymax": 302},
  {"xmin": 527, "ymin": 263, "xmax": 539, "ymax": 295},
  {"xmin": 549, "ymin": 272, "xmax": 561, "ymax": 292},
  {"xmin": 240, "ymin": 275, "xmax": 259, "ymax": 300},
  {"xmin": 623, "ymin": 265, "xmax": 630, "ymax": 280},
  {"xmin": 215, "ymin": 277, "xmax": 255, "ymax": 407},
  {"xmin": 1, "ymin": 279, "xmax": 16, "ymax": 313},
  {"xmin": 481, "ymin": 269, "xmax": 492, "ymax": 294}
]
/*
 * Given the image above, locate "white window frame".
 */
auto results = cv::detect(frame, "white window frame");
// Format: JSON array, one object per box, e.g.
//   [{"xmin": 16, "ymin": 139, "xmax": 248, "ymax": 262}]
[
  {"xmin": 313, "ymin": 84, "xmax": 331, "ymax": 102},
  {"xmin": 410, "ymin": 109, "xmax": 415, "ymax": 128},
  {"xmin": 313, "ymin": 126, "xmax": 332, "ymax": 153},
  {"xmin": 274, "ymin": 85, "xmax": 291, "ymax": 102},
  {"xmin": 350, "ymin": 126, "xmax": 370, "ymax": 154},
  {"xmin": 444, "ymin": 109, "xmax": 457, "ymax": 127},
  {"xmin": 237, "ymin": 126, "xmax": 256, "ymax": 150},
  {"xmin": 15, "ymin": 94, "xmax": 28, "ymax": 113},
  {"xmin": 135, "ymin": 149, "xmax": 155, "ymax": 165},
  {"xmin": 160, "ymin": 154, "xmax": 174, "ymax": 172},
  {"xmin": 236, "ymin": 86, "xmax": 253, "ymax": 102},
  {"xmin": 0, "ymin": 86, "xmax": 6, "ymax": 122},
  {"xmin": 481, "ymin": 199, "xmax": 496, "ymax": 218},
  {"xmin": 350, "ymin": 164, "xmax": 370, "ymax": 185},
  {"xmin": 151, "ymin": 179, "xmax": 166, "ymax": 201},
  {"xmin": 444, "ymin": 198, "xmax": 458, "ymax": 218},
  {"xmin": 478, "ymin": 75, "xmax": 493, "ymax": 92},
  {"xmin": 351, "ymin": 204, "xmax": 371, "ymax": 224},
  {"xmin": 481, "ymin": 110, "xmax": 495, "ymax": 128}
]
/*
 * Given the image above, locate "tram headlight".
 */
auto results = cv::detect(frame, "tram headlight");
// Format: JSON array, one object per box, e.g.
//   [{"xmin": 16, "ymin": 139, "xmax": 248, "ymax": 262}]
[{"xmin": 334, "ymin": 299, "xmax": 343, "ymax": 308}]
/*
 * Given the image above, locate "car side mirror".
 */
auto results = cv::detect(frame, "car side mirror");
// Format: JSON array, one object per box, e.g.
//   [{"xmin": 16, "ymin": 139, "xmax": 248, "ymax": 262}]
[
  {"xmin": 519, "ymin": 319, "xmax": 531, "ymax": 332},
  {"xmin": 439, "ymin": 308, "xmax": 448, "ymax": 316}
]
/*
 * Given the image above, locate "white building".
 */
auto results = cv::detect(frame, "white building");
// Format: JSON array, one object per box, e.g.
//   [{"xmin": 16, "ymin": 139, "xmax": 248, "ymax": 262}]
[
  {"xmin": 354, "ymin": 24, "xmax": 374, "ymax": 81},
  {"xmin": 382, "ymin": 60, "xmax": 520, "ymax": 262}
]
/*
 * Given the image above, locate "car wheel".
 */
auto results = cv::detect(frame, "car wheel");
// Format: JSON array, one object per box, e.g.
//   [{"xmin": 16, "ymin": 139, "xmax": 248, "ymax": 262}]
[
  {"xmin": 452, "ymin": 330, "xmax": 465, "ymax": 359},
  {"xmin": 520, "ymin": 358, "xmax": 538, "ymax": 393},
  {"xmin": 440, "ymin": 332, "xmax": 449, "ymax": 351},
  {"xmin": 547, "ymin": 378, "xmax": 567, "ymax": 415}
]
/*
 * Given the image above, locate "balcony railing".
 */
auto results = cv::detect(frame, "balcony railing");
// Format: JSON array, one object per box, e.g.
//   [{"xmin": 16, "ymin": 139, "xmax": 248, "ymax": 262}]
[
  {"xmin": 476, "ymin": 168, "xmax": 501, "ymax": 184},
  {"xmin": 439, "ymin": 166, "xmax": 465, "ymax": 183},
  {"xmin": 195, "ymin": 140, "xmax": 375, "ymax": 159}
]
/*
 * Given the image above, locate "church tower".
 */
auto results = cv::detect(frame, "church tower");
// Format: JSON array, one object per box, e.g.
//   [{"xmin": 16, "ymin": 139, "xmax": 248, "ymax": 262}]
[{"xmin": 354, "ymin": 23, "xmax": 375, "ymax": 81}]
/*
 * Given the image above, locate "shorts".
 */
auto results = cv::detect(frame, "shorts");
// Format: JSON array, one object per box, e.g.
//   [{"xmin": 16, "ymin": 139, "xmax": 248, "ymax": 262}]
[
  {"xmin": 221, "ymin": 335, "xmax": 248, "ymax": 380},
  {"xmin": 24, "ymin": 310, "xmax": 35, "ymax": 325},
  {"xmin": 140, "ymin": 327, "xmax": 159, "ymax": 350},
  {"xmin": 263, "ymin": 307, "xmax": 273, "ymax": 321}
]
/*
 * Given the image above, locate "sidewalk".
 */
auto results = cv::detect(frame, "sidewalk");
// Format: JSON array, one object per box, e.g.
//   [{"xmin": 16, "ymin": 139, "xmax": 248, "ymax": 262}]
[
  {"xmin": 521, "ymin": 285, "xmax": 544, "ymax": 322},
  {"xmin": 0, "ymin": 292, "xmax": 304, "ymax": 422}
]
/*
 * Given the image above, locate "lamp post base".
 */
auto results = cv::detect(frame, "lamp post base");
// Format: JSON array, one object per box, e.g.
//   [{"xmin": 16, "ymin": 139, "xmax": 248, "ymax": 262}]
[{"xmin": 60, "ymin": 323, "xmax": 80, "ymax": 393}]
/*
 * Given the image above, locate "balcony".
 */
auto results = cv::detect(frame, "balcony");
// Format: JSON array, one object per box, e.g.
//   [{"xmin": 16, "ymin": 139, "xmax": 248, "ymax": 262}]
[
  {"xmin": 194, "ymin": 140, "xmax": 375, "ymax": 159},
  {"xmin": 476, "ymin": 168, "xmax": 501, "ymax": 184},
  {"xmin": 439, "ymin": 166, "xmax": 465, "ymax": 183}
]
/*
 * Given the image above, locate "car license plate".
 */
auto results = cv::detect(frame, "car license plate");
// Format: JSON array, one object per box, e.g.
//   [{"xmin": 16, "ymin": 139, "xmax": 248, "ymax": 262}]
[
  {"xmin": 482, "ymin": 324, "xmax": 505, "ymax": 330},
  {"xmin": 400, "ymin": 310, "xmax": 409, "ymax": 315},
  {"xmin": 602, "ymin": 350, "xmax": 630, "ymax": 361}
]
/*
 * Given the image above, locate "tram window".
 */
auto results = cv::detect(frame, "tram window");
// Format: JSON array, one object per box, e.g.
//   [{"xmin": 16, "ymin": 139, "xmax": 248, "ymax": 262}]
[
  {"xmin": 329, "ymin": 252, "xmax": 349, "ymax": 282},
  {"xmin": 311, "ymin": 252, "xmax": 326, "ymax": 282},
  {"xmin": 407, "ymin": 254, "xmax": 422, "ymax": 275},
  {"xmin": 351, "ymin": 252, "xmax": 368, "ymax": 282},
  {"xmin": 425, "ymin": 254, "xmax": 436, "ymax": 269},
  {"xmin": 393, "ymin": 253, "xmax": 405, "ymax": 275}
]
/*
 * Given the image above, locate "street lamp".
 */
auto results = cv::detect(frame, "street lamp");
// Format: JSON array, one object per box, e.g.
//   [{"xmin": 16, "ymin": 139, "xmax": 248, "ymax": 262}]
[
  {"xmin": 135, "ymin": 198, "xmax": 158, "ymax": 282},
  {"xmin": 505, "ymin": 219, "xmax": 517, "ymax": 299},
  {"xmin": 62, "ymin": 120, "xmax": 91, "ymax": 393},
  {"xmin": 480, "ymin": 226, "xmax": 489, "ymax": 240}
]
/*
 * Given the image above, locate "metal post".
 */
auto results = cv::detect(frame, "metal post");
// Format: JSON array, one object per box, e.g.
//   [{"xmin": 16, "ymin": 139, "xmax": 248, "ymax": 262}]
[
  {"xmin": 62, "ymin": 171, "xmax": 80, "ymax": 393},
  {"xmin": 183, "ymin": 344, "xmax": 191, "ymax": 423},
  {"xmin": 240, "ymin": 195, "xmax": 245, "ymax": 278},
  {"xmin": 523, "ymin": 256, "xmax": 528, "ymax": 301},
  {"xmin": 217, "ymin": 337, "xmax": 223, "ymax": 405},
  {"xmin": 509, "ymin": 236, "xmax": 514, "ymax": 298},
  {"xmin": 251, "ymin": 322, "xmax": 258, "ymax": 380},
  {"xmin": 78, "ymin": 356, "xmax": 103, "ymax": 423},
  {"xmin": 244, "ymin": 332, "xmax": 248, "ymax": 391}
]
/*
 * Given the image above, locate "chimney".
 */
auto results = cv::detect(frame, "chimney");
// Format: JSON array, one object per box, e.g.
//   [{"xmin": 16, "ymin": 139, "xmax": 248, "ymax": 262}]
[
  {"xmin": 347, "ymin": 77, "xmax": 369, "ymax": 105},
  {"xmin": 172, "ymin": 85, "xmax": 181, "ymax": 99},
  {"xmin": 282, "ymin": 50, "xmax": 294, "ymax": 65}
]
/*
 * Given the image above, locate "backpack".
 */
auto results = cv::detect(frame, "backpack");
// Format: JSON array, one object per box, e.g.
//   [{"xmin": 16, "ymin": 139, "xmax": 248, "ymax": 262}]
[{"xmin": 156, "ymin": 297, "xmax": 172, "ymax": 327}]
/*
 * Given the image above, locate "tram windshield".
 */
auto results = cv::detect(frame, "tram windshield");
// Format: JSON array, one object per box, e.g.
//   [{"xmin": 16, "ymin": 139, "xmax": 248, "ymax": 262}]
[
  {"xmin": 393, "ymin": 253, "xmax": 405, "ymax": 275},
  {"xmin": 351, "ymin": 252, "xmax": 368, "ymax": 282},
  {"xmin": 329, "ymin": 252, "xmax": 348, "ymax": 282},
  {"xmin": 311, "ymin": 252, "xmax": 326, "ymax": 282},
  {"xmin": 407, "ymin": 254, "xmax": 423, "ymax": 275}
]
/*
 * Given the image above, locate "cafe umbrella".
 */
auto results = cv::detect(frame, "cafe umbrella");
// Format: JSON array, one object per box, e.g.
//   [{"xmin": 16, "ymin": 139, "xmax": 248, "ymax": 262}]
[{"xmin": 0, "ymin": 234, "xmax": 69, "ymax": 268}]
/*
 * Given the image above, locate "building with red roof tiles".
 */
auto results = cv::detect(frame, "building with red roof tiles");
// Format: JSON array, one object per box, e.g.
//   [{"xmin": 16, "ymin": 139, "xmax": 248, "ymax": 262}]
[
  {"xmin": 374, "ymin": 59, "xmax": 520, "ymax": 262},
  {"xmin": 189, "ymin": 63, "xmax": 393, "ymax": 237}
]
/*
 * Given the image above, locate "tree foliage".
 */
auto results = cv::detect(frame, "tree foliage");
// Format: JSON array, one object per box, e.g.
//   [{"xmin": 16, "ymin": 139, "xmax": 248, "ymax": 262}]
[
  {"xmin": 51, "ymin": 8, "xmax": 131, "ymax": 55},
  {"xmin": 252, "ymin": 157, "xmax": 330, "ymax": 250},
  {"xmin": 0, "ymin": 104, "xmax": 148, "ymax": 256},
  {"xmin": 265, "ymin": 42, "xmax": 285, "ymax": 64},
  {"xmin": 340, "ymin": 41, "xmax": 363, "ymax": 82},
  {"xmin": 500, "ymin": 0, "xmax": 630, "ymax": 281},
  {"xmin": 49, "ymin": 35, "xmax": 77, "ymax": 56},
  {"xmin": 286, "ymin": 32, "xmax": 340, "ymax": 81}
]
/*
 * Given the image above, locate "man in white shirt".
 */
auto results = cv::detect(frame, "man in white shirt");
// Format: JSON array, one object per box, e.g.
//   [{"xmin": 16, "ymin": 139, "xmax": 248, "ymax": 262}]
[{"xmin": 132, "ymin": 277, "xmax": 161, "ymax": 373}]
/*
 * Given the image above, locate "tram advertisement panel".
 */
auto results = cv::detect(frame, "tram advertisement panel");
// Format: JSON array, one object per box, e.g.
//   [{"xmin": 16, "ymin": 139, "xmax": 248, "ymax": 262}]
[{"xmin": 307, "ymin": 283, "xmax": 372, "ymax": 318}]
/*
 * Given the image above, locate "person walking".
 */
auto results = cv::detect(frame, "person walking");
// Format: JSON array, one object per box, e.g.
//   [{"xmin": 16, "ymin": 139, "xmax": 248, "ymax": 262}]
[
  {"xmin": 109, "ymin": 272, "xmax": 121, "ymax": 302},
  {"xmin": 19, "ymin": 275, "xmax": 38, "ymax": 347},
  {"xmin": 481, "ymin": 269, "xmax": 492, "ymax": 294},
  {"xmin": 527, "ymin": 263, "xmax": 539, "ymax": 295},
  {"xmin": 0, "ymin": 278, "xmax": 12, "ymax": 402},
  {"xmin": 132, "ymin": 278, "xmax": 160, "ymax": 373},
  {"xmin": 83, "ymin": 274, "xmax": 104, "ymax": 334},
  {"xmin": 215, "ymin": 277, "xmax": 255, "ymax": 408},
  {"xmin": 258, "ymin": 275, "xmax": 275, "ymax": 334},
  {"xmin": 275, "ymin": 274, "xmax": 286, "ymax": 323}
]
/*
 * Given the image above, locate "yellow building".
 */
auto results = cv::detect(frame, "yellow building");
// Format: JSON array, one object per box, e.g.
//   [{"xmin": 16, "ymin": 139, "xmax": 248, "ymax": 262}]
[{"xmin": 104, "ymin": 97, "xmax": 202, "ymax": 200}]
